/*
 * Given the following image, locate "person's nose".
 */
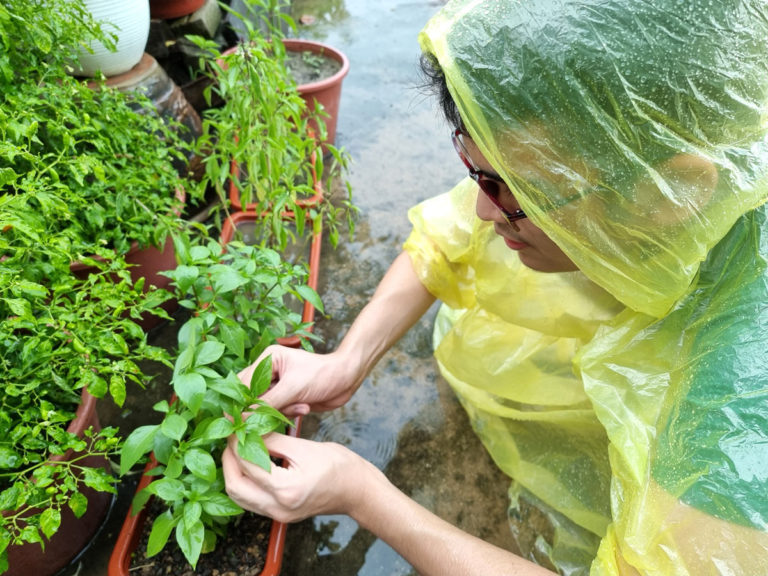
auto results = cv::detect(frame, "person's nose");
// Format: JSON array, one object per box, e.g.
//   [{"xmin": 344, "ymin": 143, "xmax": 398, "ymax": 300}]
[{"xmin": 475, "ymin": 188, "xmax": 506, "ymax": 223}]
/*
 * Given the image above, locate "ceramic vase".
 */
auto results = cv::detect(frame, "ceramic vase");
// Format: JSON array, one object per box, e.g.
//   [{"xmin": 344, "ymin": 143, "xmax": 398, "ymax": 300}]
[{"xmin": 74, "ymin": 0, "xmax": 150, "ymax": 77}]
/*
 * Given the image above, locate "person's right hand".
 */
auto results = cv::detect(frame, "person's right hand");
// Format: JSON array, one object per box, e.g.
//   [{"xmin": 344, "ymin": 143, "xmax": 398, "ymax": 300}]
[
  {"xmin": 222, "ymin": 433, "xmax": 379, "ymax": 523},
  {"xmin": 237, "ymin": 345, "xmax": 363, "ymax": 417}
]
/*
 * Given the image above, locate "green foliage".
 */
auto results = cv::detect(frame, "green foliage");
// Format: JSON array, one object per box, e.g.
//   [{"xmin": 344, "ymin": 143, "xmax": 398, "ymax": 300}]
[
  {"xmin": 119, "ymin": 233, "xmax": 321, "ymax": 568},
  {"xmin": 0, "ymin": 0, "xmax": 191, "ymax": 257},
  {"xmin": 0, "ymin": 426, "xmax": 120, "ymax": 556},
  {"xmin": 0, "ymin": 1, "xmax": 191, "ymax": 569},
  {"xmin": 0, "ymin": 233, "xmax": 172, "ymax": 567},
  {"xmin": 188, "ymin": 0, "xmax": 357, "ymax": 251}
]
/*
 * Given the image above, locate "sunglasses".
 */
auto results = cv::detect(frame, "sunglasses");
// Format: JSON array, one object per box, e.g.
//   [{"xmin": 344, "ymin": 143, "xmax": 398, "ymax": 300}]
[{"xmin": 451, "ymin": 128, "xmax": 527, "ymax": 223}]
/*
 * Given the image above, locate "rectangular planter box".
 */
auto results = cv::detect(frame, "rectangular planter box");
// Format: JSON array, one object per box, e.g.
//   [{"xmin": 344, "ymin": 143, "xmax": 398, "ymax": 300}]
[{"xmin": 108, "ymin": 210, "xmax": 323, "ymax": 576}]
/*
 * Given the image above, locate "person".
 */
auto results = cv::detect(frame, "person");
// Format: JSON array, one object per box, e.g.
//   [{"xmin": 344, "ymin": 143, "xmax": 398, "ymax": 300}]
[{"xmin": 222, "ymin": 0, "xmax": 768, "ymax": 574}]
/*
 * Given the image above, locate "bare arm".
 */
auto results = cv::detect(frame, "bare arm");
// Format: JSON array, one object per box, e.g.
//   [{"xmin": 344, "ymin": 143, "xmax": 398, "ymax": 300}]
[
  {"xmin": 247, "ymin": 251, "xmax": 436, "ymax": 414},
  {"xmin": 223, "ymin": 434, "xmax": 554, "ymax": 576},
  {"xmin": 335, "ymin": 250, "xmax": 436, "ymax": 388}
]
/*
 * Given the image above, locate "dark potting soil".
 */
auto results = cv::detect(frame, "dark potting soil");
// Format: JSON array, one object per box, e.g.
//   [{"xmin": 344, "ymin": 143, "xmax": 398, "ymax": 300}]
[
  {"xmin": 286, "ymin": 49, "xmax": 342, "ymax": 85},
  {"xmin": 130, "ymin": 498, "xmax": 272, "ymax": 576}
]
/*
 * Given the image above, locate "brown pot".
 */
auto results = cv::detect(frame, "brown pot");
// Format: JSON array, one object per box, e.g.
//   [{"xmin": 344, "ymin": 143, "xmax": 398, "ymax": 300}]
[
  {"xmin": 107, "ymin": 418, "xmax": 301, "ymax": 576},
  {"xmin": 5, "ymin": 390, "xmax": 113, "ymax": 576},
  {"xmin": 220, "ymin": 210, "xmax": 323, "ymax": 348},
  {"xmin": 149, "ymin": 0, "xmax": 205, "ymax": 19},
  {"xmin": 284, "ymin": 38, "xmax": 350, "ymax": 147}
]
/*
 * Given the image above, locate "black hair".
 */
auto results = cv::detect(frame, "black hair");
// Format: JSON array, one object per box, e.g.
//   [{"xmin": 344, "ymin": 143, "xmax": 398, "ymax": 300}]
[{"xmin": 418, "ymin": 53, "xmax": 463, "ymax": 130}]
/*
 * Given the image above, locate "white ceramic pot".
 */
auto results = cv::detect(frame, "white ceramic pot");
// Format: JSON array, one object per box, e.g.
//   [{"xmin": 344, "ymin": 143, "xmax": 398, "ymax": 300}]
[{"xmin": 74, "ymin": 0, "xmax": 150, "ymax": 77}]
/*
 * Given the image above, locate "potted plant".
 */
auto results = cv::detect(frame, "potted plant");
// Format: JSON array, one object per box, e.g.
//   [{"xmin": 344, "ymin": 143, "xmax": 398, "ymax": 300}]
[
  {"xmin": 187, "ymin": 0, "xmax": 355, "ymax": 249},
  {"xmin": 109, "ymin": 223, "xmax": 324, "ymax": 575},
  {"xmin": 2, "ymin": 0, "xmax": 201, "ymax": 328},
  {"xmin": 0, "ymin": 219, "xmax": 172, "ymax": 575},
  {"xmin": 0, "ymin": 2, "xmax": 196, "ymax": 572},
  {"xmin": 283, "ymin": 37, "xmax": 350, "ymax": 148}
]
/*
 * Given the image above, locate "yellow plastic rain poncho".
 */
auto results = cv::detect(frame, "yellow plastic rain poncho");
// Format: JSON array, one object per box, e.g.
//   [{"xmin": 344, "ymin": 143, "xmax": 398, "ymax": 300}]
[{"xmin": 404, "ymin": 1, "xmax": 768, "ymax": 574}]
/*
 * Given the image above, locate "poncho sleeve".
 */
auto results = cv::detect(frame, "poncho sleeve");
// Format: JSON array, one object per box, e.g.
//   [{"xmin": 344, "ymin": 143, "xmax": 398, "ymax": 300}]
[{"xmin": 403, "ymin": 178, "xmax": 481, "ymax": 310}]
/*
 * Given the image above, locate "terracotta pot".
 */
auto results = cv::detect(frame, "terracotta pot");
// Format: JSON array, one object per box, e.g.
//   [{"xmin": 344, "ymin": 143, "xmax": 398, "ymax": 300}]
[
  {"xmin": 284, "ymin": 38, "xmax": 350, "ymax": 147},
  {"xmin": 5, "ymin": 390, "xmax": 113, "ymax": 576},
  {"xmin": 70, "ymin": 188, "xmax": 186, "ymax": 331},
  {"xmin": 74, "ymin": 0, "xmax": 151, "ymax": 78},
  {"xmin": 228, "ymin": 130, "xmax": 323, "ymax": 213},
  {"xmin": 149, "ymin": 0, "xmax": 205, "ymax": 20}
]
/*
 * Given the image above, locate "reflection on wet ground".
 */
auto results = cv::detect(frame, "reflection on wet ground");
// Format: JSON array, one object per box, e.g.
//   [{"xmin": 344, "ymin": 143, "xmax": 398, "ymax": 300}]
[{"xmin": 71, "ymin": 1, "xmax": 518, "ymax": 575}]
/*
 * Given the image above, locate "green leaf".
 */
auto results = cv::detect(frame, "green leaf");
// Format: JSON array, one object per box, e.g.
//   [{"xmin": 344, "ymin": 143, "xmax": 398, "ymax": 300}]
[
  {"xmin": 68, "ymin": 492, "xmax": 88, "ymax": 519},
  {"xmin": 0, "ymin": 447, "xmax": 20, "ymax": 469},
  {"xmin": 195, "ymin": 340, "xmax": 225, "ymax": 366},
  {"xmin": 238, "ymin": 433, "xmax": 271, "ymax": 472},
  {"xmin": 210, "ymin": 265, "xmax": 247, "ymax": 293},
  {"xmin": 120, "ymin": 424, "xmax": 159, "ymax": 475},
  {"xmin": 0, "ymin": 167, "xmax": 18, "ymax": 187},
  {"xmin": 220, "ymin": 321, "xmax": 245, "ymax": 360},
  {"xmin": 295, "ymin": 284, "xmax": 324, "ymax": 315},
  {"xmin": 249, "ymin": 355, "xmax": 273, "ymax": 396},
  {"xmin": 146, "ymin": 509, "xmax": 176, "ymax": 558},
  {"xmin": 82, "ymin": 467, "xmax": 116, "ymax": 493},
  {"xmin": 160, "ymin": 413, "xmax": 188, "ymax": 442},
  {"xmin": 176, "ymin": 514, "xmax": 205, "ymax": 567},
  {"xmin": 0, "ymin": 486, "xmax": 19, "ymax": 511},
  {"xmin": 244, "ymin": 409, "xmax": 288, "ymax": 436},
  {"xmin": 19, "ymin": 525, "xmax": 42, "ymax": 545},
  {"xmin": 175, "ymin": 345, "xmax": 196, "ymax": 374},
  {"xmin": 146, "ymin": 477, "xmax": 186, "ymax": 502},
  {"xmin": 170, "ymin": 265, "xmax": 200, "ymax": 294},
  {"xmin": 184, "ymin": 448, "xmax": 216, "ymax": 483},
  {"xmin": 202, "ymin": 417, "xmax": 235, "ymax": 441},
  {"xmin": 4, "ymin": 298, "xmax": 30, "ymax": 318},
  {"xmin": 183, "ymin": 501, "xmax": 202, "ymax": 527},
  {"xmin": 173, "ymin": 372, "xmax": 206, "ymax": 414},
  {"xmin": 201, "ymin": 493, "xmax": 242, "ymax": 517},
  {"xmin": 208, "ymin": 372, "xmax": 248, "ymax": 405},
  {"xmin": 14, "ymin": 280, "xmax": 47, "ymax": 299},
  {"xmin": 0, "ymin": 527, "xmax": 11, "ymax": 555},
  {"xmin": 109, "ymin": 374, "xmax": 126, "ymax": 407},
  {"xmin": 165, "ymin": 451, "xmax": 184, "ymax": 480},
  {"xmin": 39, "ymin": 508, "xmax": 61, "ymax": 539}
]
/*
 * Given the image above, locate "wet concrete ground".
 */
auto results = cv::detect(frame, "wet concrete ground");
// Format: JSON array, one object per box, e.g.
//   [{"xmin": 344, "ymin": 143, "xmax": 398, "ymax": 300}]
[{"xmin": 70, "ymin": 1, "xmax": 519, "ymax": 574}]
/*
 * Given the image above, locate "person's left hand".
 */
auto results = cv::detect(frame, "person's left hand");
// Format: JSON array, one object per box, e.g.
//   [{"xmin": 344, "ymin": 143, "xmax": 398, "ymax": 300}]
[{"xmin": 222, "ymin": 433, "xmax": 374, "ymax": 523}]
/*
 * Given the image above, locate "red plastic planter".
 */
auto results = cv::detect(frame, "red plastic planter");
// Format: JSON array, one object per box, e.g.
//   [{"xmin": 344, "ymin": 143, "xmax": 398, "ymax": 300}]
[
  {"xmin": 108, "ymin": 212, "xmax": 323, "ymax": 576},
  {"xmin": 107, "ymin": 421, "xmax": 301, "ymax": 576},
  {"xmin": 220, "ymin": 210, "xmax": 323, "ymax": 348},
  {"xmin": 149, "ymin": 0, "xmax": 205, "ymax": 20}
]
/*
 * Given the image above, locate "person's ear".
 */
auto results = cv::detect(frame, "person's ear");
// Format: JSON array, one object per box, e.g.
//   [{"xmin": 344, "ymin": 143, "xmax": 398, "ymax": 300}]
[
  {"xmin": 658, "ymin": 153, "xmax": 719, "ymax": 200},
  {"xmin": 634, "ymin": 153, "xmax": 719, "ymax": 225}
]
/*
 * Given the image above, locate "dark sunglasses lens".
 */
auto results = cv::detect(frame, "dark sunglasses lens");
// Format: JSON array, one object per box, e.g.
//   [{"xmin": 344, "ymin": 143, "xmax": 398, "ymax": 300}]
[{"xmin": 478, "ymin": 178, "xmax": 501, "ymax": 199}]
